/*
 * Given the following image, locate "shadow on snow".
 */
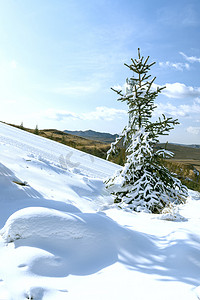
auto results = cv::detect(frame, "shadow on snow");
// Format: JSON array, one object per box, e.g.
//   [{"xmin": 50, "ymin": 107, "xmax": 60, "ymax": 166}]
[{"xmin": 1, "ymin": 163, "xmax": 200, "ymax": 287}]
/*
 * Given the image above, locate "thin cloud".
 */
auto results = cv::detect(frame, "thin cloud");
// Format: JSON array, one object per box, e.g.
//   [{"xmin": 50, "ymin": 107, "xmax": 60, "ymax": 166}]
[
  {"xmin": 44, "ymin": 109, "xmax": 80, "ymax": 121},
  {"xmin": 159, "ymin": 61, "xmax": 190, "ymax": 71},
  {"xmin": 44, "ymin": 106, "xmax": 127, "ymax": 122},
  {"xmin": 82, "ymin": 106, "xmax": 127, "ymax": 121},
  {"xmin": 180, "ymin": 52, "xmax": 200, "ymax": 63},
  {"xmin": 196, "ymin": 98, "xmax": 200, "ymax": 104},
  {"xmin": 154, "ymin": 103, "xmax": 188, "ymax": 117},
  {"xmin": 186, "ymin": 126, "xmax": 200, "ymax": 135}
]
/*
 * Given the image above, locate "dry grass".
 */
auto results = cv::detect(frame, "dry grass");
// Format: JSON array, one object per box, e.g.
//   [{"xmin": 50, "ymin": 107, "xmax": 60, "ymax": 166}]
[
  {"xmin": 168, "ymin": 159, "xmax": 200, "ymax": 172},
  {"xmin": 164, "ymin": 160, "xmax": 200, "ymax": 192}
]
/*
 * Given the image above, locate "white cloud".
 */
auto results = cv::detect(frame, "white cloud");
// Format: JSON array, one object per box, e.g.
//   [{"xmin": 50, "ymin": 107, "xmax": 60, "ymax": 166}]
[
  {"xmin": 155, "ymin": 98, "xmax": 200, "ymax": 118},
  {"xmin": 155, "ymin": 103, "xmax": 187, "ymax": 117},
  {"xmin": 161, "ymin": 83, "xmax": 200, "ymax": 99},
  {"xmin": 180, "ymin": 52, "xmax": 200, "ymax": 63},
  {"xmin": 186, "ymin": 126, "xmax": 200, "ymax": 135},
  {"xmin": 44, "ymin": 106, "xmax": 127, "ymax": 122},
  {"xmin": 195, "ymin": 97, "xmax": 200, "ymax": 104},
  {"xmin": 116, "ymin": 82, "xmax": 200, "ymax": 100},
  {"xmin": 83, "ymin": 106, "xmax": 127, "ymax": 121},
  {"xmin": 159, "ymin": 61, "xmax": 190, "ymax": 71},
  {"xmin": 44, "ymin": 109, "xmax": 79, "ymax": 121}
]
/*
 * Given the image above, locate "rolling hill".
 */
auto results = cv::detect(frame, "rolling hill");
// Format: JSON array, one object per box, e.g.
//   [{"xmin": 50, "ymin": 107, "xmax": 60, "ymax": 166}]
[{"xmin": 64, "ymin": 129, "xmax": 118, "ymax": 143}]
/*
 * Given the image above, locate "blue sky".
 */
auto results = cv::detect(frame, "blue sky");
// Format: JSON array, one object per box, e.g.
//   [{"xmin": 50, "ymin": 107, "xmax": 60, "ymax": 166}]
[{"xmin": 0, "ymin": 0, "xmax": 200, "ymax": 144}]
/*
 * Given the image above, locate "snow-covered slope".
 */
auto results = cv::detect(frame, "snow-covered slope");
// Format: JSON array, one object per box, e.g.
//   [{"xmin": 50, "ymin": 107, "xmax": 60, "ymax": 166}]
[{"xmin": 0, "ymin": 122, "xmax": 200, "ymax": 300}]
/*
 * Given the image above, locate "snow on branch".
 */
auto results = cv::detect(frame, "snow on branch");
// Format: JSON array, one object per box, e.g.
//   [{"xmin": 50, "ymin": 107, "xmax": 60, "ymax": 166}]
[{"xmin": 106, "ymin": 49, "xmax": 188, "ymax": 213}]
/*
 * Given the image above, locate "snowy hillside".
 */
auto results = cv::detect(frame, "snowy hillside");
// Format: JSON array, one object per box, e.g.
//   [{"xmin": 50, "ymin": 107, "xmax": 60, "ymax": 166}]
[{"xmin": 0, "ymin": 122, "xmax": 200, "ymax": 300}]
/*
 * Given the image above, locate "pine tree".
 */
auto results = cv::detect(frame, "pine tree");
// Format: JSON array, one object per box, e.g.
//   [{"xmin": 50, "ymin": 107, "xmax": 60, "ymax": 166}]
[
  {"xmin": 20, "ymin": 122, "xmax": 24, "ymax": 130},
  {"xmin": 34, "ymin": 125, "xmax": 39, "ymax": 135},
  {"xmin": 106, "ymin": 48, "xmax": 188, "ymax": 213}
]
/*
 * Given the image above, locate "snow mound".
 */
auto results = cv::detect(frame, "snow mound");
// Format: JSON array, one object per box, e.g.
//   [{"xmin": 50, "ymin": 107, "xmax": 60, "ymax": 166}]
[
  {"xmin": 24, "ymin": 286, "xmax": 45, "ymax": 300},
  {"xmin": 159, "ymin": 204, "xmax": 187, "ymax": 222},
  {"xmin": 0, "ymin": 207, "xmax": 125, "ymax": 279},
  {"xmin": 0, "ymin": 207, "xmax": 117, "ymax": 243},
  {"xmin": 159, "ymin": 210, "xmax": 187, "ymax": 222}
]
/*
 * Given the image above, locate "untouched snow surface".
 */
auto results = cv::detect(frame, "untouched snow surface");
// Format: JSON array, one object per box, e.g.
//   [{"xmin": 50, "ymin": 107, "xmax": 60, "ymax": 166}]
[{"xmin": 0, "ymin": 122, "xmax": 200, "ymax": 300}]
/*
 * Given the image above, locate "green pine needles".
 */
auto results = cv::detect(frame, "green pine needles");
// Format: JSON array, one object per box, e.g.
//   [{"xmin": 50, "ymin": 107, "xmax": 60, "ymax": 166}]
[{"xmin": 106, "ymin": 49, "xmax": 188, "ymax": 213}]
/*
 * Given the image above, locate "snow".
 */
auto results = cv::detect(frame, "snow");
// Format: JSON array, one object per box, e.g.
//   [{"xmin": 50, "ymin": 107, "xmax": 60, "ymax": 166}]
[{"xmin": 0, "ymin": 122, "xmax": 200, "ymax": 299}]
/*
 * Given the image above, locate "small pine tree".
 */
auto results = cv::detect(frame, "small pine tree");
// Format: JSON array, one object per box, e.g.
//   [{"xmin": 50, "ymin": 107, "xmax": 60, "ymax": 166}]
[
  {"xmin": 20, "ymin": 122, "xmax": 24, "ymax": 130},
  {"xmin": 106, "ymin": 48, "xmax": 188, "ymax": 213},
  {"xmin": 34, "ymin": 125, "xmax": 39, "ymax": 135}
]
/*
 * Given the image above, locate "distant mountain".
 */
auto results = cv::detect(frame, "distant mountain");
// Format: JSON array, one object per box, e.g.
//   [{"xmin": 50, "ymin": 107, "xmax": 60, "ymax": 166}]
[
  {"xmin": 175, "ymin": 144, "xmax": 200, "ymax": 149},
  {"xmin": 64, "ymin": 129, "xmax": 118, "ymax": 143}
]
